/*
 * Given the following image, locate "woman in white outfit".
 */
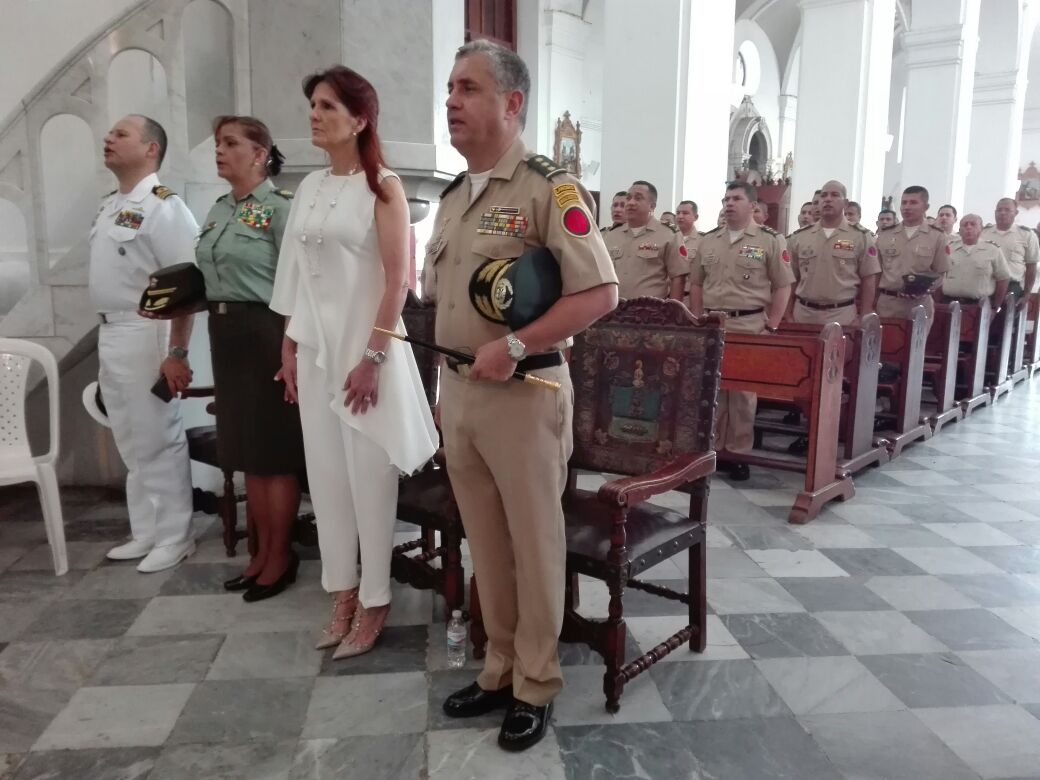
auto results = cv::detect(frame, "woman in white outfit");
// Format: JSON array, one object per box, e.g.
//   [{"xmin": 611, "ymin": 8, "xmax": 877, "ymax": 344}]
[{"xmin": 270, "ymin": 65, "xmax": 438, "ymax": 659}]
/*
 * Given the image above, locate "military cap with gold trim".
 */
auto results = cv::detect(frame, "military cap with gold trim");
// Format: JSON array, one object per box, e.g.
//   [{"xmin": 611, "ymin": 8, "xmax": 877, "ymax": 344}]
[
  {"xmin": 139, "ymin": 262, "xmax": 207, "ymax": 318},
  {"xmin": 902, "ymin": 272, "xmax": 939, "ymax": 297},
  {"xmin": 469, "ymin": 247, "xmax": 562, "ymax": 331}
]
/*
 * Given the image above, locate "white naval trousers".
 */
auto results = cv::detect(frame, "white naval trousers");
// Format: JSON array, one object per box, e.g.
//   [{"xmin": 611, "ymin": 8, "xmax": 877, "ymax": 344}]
[
  {"xmin": 296, "ymin": 346, "xmax": 398, "ymax": 606},
  {"xmin": 97, "ymin": 318, "xmax": 194, "ymax": 547}
]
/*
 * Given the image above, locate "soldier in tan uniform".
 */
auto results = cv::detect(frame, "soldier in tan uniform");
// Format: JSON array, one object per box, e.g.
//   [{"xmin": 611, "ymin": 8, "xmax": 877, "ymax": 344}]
[
  {"xmin": 795, "ymin": 201, "xmax": 815, "ymax": 231},
  {"xmin": 981, "ymin": 198, "xmax": 1039, "ymax": 306},
  {"xmin": 603, "ymin": 180, "xmax": 687, "ymax": 300},
  {"xmin": 676, "ymin": 199, "xmax": 701, "ymax": 257},
  {"xmin": 875, "ymin": 185, "xmax": 950, "ymax": 327},
  {"xmin": 788, "ymin": 180, "xmax": 880, "ymax": 326},
  {"xmin": 844, "ymin": 201, "xmax": 864, "ymax": 229},
  {"xmin": 426, "ymin": 40, "xmax": 617, "ymax": 752},
  {"xmin": 935, "ymin": 204, "xmax": 958, "ymax": 236},
  {"xmin": 689, "ymin": 181, "xmax": 794, "ymax": 481},
  {"xmin": 943, "ymin": 214, "xmax": 1010, "ymax": 313},
  {"xmin": 601, "ymin": 190, "xmax": 627, "ymax": 233},
  {"xmin": 811, "ymin": 190, "xmax": 823, "ymax": 222},
  {"xmin": 876, "ymin": 208, "xmax": 898, "ymax": 231}
]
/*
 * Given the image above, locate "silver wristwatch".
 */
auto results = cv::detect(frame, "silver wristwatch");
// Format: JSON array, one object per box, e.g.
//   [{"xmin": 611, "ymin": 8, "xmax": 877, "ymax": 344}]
[
  {"xmin": 168, "ymin": 346, "xmax": 189, "ymax": 360},
  {"xmin": 364, "ymin": 347, "xmax": 387, "ymax": 365},
  {"xmin": 506, "ymin": 333, "xmax": 527, "ymax": 361}
]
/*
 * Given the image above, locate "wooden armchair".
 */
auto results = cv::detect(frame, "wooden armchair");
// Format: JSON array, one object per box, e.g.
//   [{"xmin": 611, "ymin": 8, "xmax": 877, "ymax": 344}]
[
  {"xmin": 470, "ymin": 298, "xmax": 724, "ymax": 712},
  {"xmin": 391, "ymin": 292, "xmax": 466, "ymax": 619}
]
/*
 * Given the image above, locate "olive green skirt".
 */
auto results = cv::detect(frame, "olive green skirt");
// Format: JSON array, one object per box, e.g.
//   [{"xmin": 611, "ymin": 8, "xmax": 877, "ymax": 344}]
[{"xmin": 208, "ymin": 302, "xmax": 306, "ymax": 475}]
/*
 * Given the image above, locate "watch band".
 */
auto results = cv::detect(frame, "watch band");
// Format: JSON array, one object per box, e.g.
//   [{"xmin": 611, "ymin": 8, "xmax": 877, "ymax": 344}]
[
  {"xmin": 168, "ymin": 346, "xmax": 189, "ymax": 359},
  {"xmin": 364, "ymin": 347, "xmax": 387, "ymax": 365}
]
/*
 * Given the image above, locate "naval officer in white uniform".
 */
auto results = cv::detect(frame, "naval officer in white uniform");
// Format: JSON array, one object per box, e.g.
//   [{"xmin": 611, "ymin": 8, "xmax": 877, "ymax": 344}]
[{"xmin": 89, "ymin": 114, "xmax": 199, "ymax": 572}]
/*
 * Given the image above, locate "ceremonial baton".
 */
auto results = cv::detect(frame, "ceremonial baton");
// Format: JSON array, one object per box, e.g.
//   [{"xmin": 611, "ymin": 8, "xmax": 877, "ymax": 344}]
[{"xmin": 372, "ymin": 327, "xmax": 560, "ymax": 392}]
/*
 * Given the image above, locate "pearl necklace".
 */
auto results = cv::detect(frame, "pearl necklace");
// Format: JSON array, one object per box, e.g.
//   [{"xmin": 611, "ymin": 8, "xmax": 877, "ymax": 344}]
[{"xmin": 299, "ymin": 165, "xmax": 360, "ymax": 276}]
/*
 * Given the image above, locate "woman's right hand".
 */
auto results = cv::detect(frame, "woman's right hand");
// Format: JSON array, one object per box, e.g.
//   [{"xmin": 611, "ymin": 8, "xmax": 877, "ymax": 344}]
[{"xmin": 275, "ymin": 337, "xmax": 299, "ymax": 404}]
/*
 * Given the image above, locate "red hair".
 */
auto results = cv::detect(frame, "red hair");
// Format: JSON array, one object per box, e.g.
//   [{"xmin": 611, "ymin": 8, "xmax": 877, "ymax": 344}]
[{"xmin": 303, "ymin": 66, "xmax": 389, "ymax": 202}]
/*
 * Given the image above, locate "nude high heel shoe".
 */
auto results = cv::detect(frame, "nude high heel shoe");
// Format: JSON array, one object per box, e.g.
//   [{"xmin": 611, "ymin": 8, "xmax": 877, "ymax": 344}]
[
  {"xmin": 332, "ymin": 602, "xmax": 391, "ymax": 659},
  {"xmin": 315, "ymin": 588, "xmax": 359, "ymax": 650}
]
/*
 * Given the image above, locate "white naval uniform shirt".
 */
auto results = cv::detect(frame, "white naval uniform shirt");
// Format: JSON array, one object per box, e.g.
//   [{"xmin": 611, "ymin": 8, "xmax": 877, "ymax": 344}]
[{"xmin": 88, "ymin": 172, "xmax": 199, "ymax": 313}]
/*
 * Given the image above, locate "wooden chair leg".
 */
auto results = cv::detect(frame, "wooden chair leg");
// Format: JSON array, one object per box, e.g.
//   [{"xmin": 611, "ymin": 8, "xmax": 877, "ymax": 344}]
[
  {"xmin": 468, "ymin": 575, "xmax": 487, "ymax": 660},
  {"xmin": 220, "ymin": 470, "xmax": 237, "ymax": 557},
  {"xmin": 442, "ymin": 529, "xmax": 465, "ymax": 621},
  {"xmin": 690, "ymin": 539, "xmax": 707, "ymax": 652},
  {"xmin": 602, "ymin": 573, "xmax": 626, "ymax": 714}
]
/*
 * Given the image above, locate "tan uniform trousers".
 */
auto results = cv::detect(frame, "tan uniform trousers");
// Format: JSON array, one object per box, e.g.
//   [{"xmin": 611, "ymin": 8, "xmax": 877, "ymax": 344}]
[
  {"xmin": 441, "ymin": 363, "xmax": 573, "ymax": 706},
  {"xmin": 714, "ymin": 311, "xmax": 766, "ymax": 453},
  {"xmin": 876, "ymin": 292, "xmax": 934, "ymax": 332},
  {"xmin": 793, "ymin": 301, "xmax": 859, "ymax": 326}
]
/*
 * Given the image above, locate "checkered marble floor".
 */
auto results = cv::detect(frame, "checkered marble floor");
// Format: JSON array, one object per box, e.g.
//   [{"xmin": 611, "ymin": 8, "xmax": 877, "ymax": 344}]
[{"xmin": 2, "ymin": 385, "xmax": 1040, "ymax": 779}]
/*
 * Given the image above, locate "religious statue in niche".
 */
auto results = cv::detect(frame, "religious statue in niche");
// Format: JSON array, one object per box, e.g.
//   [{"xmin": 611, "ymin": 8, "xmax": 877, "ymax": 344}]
[
  {"xmin": 553, "ymin": 111, "xmax": 582, "ymax": 179},
  {"xmin": 1016, "ymin": 162, "xmax": 1040, "ymax": 208}
]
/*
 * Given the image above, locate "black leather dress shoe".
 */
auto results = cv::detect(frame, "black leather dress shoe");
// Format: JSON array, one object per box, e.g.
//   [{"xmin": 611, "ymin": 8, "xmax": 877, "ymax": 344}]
[
  {"xmin": 223, "ymin": 574, "xmax": 257, "ymax": 592},
  {"xmin": 728, "ymin": 463, "xmax": 750, "ymax": 481},
  {"xmin": 442, "ymin": 682, "xmax": 513, "ymax": 718},
  {"xmin": 787, "ymin": 436, "xmax": 809, "ymax": 456},
  {"xmin": 499, "ymin": 699, "xmax": 553, "ymax": 752},
  {"xmin": 242, "ymin": 552, "xmax": 299, "ymax": 603}
]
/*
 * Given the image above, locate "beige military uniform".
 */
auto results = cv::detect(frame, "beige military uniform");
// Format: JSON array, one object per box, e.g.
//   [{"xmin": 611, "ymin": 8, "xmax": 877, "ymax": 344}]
[
  {"xmin": 603, "ymin": 216, "xmax": 687, "ymax": 299},
  {"xmin": 980, "ymin": 224, "xmax": 1039, "ymax": 287},
  {"xmin": 875, "ymin": 223, "xmax": 950, "ymax": 324},
  {"xmin": 423, "ymin": 139, "xmax": 616, "ymax": 706},
  {"xmin": 943, "ymin": 238, "xmax": 1010, "ymax": 300},
  {"xmin": 788, "ymin": 219, "xmax": 880, "ymax": 326},
  {"xmin": 690, "ymin": 222, "xmax": 795, "ymax": 453}
]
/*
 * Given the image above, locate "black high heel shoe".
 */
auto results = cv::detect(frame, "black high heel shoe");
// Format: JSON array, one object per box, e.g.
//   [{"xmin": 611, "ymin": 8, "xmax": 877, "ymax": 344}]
[
  {"xmin": 223, "ymin": 573, "xmax": 257, "ymax": 592},
  {"xmin": 242, "ymin": 552, "xmax": 300, "ymax": 603}
]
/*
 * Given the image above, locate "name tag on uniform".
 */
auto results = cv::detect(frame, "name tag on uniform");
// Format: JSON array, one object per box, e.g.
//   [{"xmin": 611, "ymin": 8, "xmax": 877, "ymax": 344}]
[
  {"xmin": 237, "ymin": 202, "xmax": 273, "ymax": 230},
  {"xmin": 739, "ymin": 245, "xmax": 765, "ymax": 262},
  {"xmin": 833, "ymin": 239, "xmax": 855, "ymax": 252},
  {"xmin": 114, "ymin": 209, "xmax": 144, "ymax": 230},
  {"xmin": 637, "ymin": 243, "xmax": 660, "ymax": 252},
  {"xmin": 477, "ymin": 207, "xmax": 528, "ymax": 238}
]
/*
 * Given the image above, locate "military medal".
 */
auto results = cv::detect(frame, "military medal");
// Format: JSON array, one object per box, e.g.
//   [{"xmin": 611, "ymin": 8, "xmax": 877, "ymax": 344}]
[
  {"xmin": 477, "ymin": 206, "xmax": 528, "ymax": 238},
  {"xmin": 237, "ymin": 202, "xmax": 274, "ymax": 230},
  {"xmin": 739, "ymin": 245, "xmax": 765, "ymax": 262},
  {"xmin": 114, "ymin": 209, "xmax": 145, "ymax": 230}
]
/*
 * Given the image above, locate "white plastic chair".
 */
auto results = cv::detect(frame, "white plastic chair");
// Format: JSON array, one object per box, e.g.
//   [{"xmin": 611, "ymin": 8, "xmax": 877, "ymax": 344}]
[{"xmin": 0, "ymin": 338, "xmax": 68, "ymax": 575}]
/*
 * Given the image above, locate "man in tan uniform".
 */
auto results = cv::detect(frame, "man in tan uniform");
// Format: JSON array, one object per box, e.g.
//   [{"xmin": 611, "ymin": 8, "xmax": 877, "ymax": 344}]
[
  {"xmin": 811, "ymin": 190, "xmax": 823, "ymax": 223},
  {"xmin": 689, "ymin": 181, "xmax": 794, "ymax": 481},
  {"xmin": 981, "ymin": 198, "xmax": 1039, "ymax": 306},
  {"xmin": 795, "ymin": 201, "xmax": 815, "ymax": 231},
  {"xmin": 426, "ymin": 40, "xmax": 617, "ymax": 752},
  {"xmin": 603, "ymin": 180, "xmax": 687, "ymax": 299},
  {"xmin": 844, "ymin": 201, "xmax": 864, "ymax": 229},
  {"xmin": 875, "ymin": 185, "xmax": 950, "ymax": 327},
  {"xmin": 676, "ymin": 199, "xmax": 701, "ymax": 257},
  {"xmin": 876, "ymin": 209, "xmax": 898, "ymax": 231},
  {"xmin": 788, "ymin": 180, "xmax": 879, "ymax": 326},
  {"xmin": 935, "ymin": 204, "xmax": 958, "ymax": 236},
  {"xmin": 943, "ymin": 213, "xmax": 1010, "ymax": 313},
  {"xmin": 601, "ymin": 190, "xmax": 627, "ymax": 233}
]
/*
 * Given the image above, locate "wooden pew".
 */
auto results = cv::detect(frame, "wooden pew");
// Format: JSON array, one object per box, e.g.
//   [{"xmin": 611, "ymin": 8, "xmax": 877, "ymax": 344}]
[
  {"xmin": 1008, "ymin": 294, "xmax": 1029, "ymax": 385},
  {"xmin": 771, "ymin": 315, "xmax": 889, "ymax": 474},
  {"xmin": 721, "ymin": 323, "xmax": 853, "ymax": 524},
  {"xmin": 1025, "ymin": 293, "xmax": 1040, "ymax": 377},
  {"xmin": 986, "ymin": 302, "xmax": 1015, "ymax": 401},
  {"xmin": 954, "ymin": 298, "xmax": 992, "ymax": 416},
  {"xmin": 875, "ymin": 306, "xmax": 931, "ymax": 456},
  {"xmin": 921, "ymin": 302, "xmax": 963, "ymax": 432}
]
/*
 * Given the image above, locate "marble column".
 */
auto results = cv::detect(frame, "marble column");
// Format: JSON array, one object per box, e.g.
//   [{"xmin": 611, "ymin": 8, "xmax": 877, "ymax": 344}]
[
  {"xmin": 791, "ymin": 0, "xmax": 895, "ymax": 228},
  {"xmin": 898, "ymin": 0, "xmax": 980, "ymax": 209},
  {"xmin": 599, "ymin": 0, "xmax": 687, "ymax": 217}
]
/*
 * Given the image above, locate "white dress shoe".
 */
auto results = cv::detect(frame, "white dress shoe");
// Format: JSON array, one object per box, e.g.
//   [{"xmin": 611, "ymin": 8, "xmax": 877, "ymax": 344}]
[
  {"xmin": 137, "ymin": 539, "xmax": 196, "ymax": 573},
  {"xmin": 106, "ymin": 538, "xmax": 155, "ymax": 561}
]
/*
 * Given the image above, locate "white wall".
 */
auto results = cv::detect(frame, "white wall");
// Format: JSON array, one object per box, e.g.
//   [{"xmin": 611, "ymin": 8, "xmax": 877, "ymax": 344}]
[{"xmin": 0, "ymin": 0, "xmax": 142, "ymax": 119}]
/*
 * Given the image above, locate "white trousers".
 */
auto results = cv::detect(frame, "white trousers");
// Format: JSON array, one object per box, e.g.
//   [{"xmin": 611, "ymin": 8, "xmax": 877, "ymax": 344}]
[
  {"xmin": 297, "ymin": 346, "xmax": 398, "ymax": 606},
  {"xmin": 97, "ymin": 319, "xmax": 194, "ymax": 547}
]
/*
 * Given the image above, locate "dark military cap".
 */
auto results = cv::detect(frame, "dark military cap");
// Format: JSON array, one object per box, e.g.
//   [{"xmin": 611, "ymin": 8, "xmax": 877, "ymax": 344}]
[
  {"xmin": 902, "ymin": 272, "xmax": 939, "ymax": 297},
  {"xmin": 469, "ymin": 247, "xmax": 562, "ymax": 330},
  {"xmin": 139, "ymin": 262, "xmax": 207, "ymax": 318}
]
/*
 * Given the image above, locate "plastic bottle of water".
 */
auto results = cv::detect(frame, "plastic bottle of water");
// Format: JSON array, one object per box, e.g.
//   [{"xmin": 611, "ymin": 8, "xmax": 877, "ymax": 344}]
[{"xmin": 446, "ymin": 610, "xmax": 467, "ymax": 669}]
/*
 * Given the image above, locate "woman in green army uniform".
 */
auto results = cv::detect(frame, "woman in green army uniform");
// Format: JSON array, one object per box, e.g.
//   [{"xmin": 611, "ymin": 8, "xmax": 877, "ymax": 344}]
[{"xmin": 196, "ymin": 115, "xmax": 306, "ymax": 602}]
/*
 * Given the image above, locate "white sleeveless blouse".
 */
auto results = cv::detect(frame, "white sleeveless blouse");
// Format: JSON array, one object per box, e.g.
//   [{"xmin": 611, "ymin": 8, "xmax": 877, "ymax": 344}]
[{"xmin": 270, "ymin": 167, "xmax": 437, "ymax": 473}]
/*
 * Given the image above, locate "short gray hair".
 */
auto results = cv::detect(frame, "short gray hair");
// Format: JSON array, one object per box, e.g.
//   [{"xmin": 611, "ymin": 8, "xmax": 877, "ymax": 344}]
[{"xmin": 456, "ymin": 40, "xmax": 531, "ymax": 128}]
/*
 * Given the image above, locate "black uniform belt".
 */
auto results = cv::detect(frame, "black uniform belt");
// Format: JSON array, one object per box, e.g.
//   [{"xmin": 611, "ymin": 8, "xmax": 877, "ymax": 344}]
[
  {"xmin": 879, "ymin": 288, "xmax": 926, "ymax": 298},
  {"xmin": 208, "ymin": 301, "xmax": 265, "ymax": 314},
  {"xmin": 707, "ymin": 307, "xmax": 764, "ymax": 318},
  {"xmin": 445, "ymin": 351, "xmax": 564, "ymax": 376},
  {"xmin": 796, "ymin": 296, "xmax": 856, "ymax": 311},
  {"xmin": 943, "ymin": 295, "xmax": 982, "ymax": 306}
]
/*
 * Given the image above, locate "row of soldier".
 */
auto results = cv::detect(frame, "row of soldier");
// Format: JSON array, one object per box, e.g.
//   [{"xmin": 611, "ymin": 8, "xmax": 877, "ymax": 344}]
[{"xmin": 596, "ymin": 176, "xmax": 1039, "ymax": 480}]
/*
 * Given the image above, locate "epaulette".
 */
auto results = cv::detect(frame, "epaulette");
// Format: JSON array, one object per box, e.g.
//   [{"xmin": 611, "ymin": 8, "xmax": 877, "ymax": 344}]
[
  {"xmin": 525, "ymin": 154, "xmax": 567, "ymax": 179},
  {"xmin": 152, "ymin": 185, "xmax": 176, "ymax": 200},
  {"xmin": 665, "ymin": 222, "xmax": 679, "ymax": 233},
  {"xmin": 703, "ymin": 225, "xmax": 724, "ymax": 236},
  {"xmin": 790, "ymin": 224, "xmax": 812, "ymax": 236},
  {"xmin": 1018, "ymin": 224, "xmax": 1032, "ymax": 232},
  {"xmin": 440, "ymin": 172, "xmax": 465, "ymax": 199},
  {"xmin": 880, "ymin": 223, "xmax": 898, "ymax": 231},
  {"xmin": 931, "ymin": 224, "xmax": 947, "ymax": 233},
  {"xmin": 104, "ymin": 189, "xmax": 117, "ymax": 198},
  {"xmin": 851, "ymin": 222, "xmax": 872, "ymax": 234},
  {"xmin": 985, "ymin": 240, "xmax": 1001, "ymax": 247},
  {"xmin": 607, "ymin": 223, "xmax": 622, "ymax": 231},
  {"xmin": 697, "ymin": 230, "xmax": 705, "ymax": 237},
  {"xmin": 984, "ymin": 223, "xmax": 994, "ymax": 229},
  {"xmin": 274, "ymin": 189, "xmax": 294, "ymax": 199},
  {"xmin": 759, "ymin": 224, "xmax": 779, "ymax": 236}
]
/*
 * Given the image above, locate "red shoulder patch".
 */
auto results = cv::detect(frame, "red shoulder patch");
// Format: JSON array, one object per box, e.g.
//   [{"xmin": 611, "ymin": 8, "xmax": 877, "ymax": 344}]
[
  {"xmin": 561, "ymin": 205, "xmax": 591, "ymax": 237},
  {"xmin": 781, "ymin": 249, "xmax": 791, "ymax": 263},
  {"xmin": 679, "ymin": 243, "xmax": 688, "ymax": 257},
  {"xmin": 945, "ymin": 245, "xmax": 951, "ymax": 255},
  {"xmin": 868, "ymin": 246, "xmax": 877, "ymax": 256}
]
